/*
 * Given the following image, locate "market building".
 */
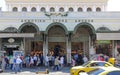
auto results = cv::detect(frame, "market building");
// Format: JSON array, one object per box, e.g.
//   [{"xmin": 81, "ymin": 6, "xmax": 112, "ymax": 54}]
[{"xmin": 0, "ymin": 0, "xmax": 120, "ymax": 64}]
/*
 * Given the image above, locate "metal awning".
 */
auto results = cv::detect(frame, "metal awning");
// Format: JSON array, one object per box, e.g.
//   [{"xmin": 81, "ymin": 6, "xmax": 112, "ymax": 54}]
[
  {"xmin": 97, "ymin": 33, "xmax": 120, "ymax": 40},
  {"xmin": 0, "ymin": 33, "xmax": 34, "ymax": 38}
]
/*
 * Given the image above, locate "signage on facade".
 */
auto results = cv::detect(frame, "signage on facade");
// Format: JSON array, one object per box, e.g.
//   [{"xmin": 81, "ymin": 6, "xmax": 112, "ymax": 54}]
[
  {"xmin": 21, "ymin": 19, "xmax": 93, "ymax": 23},
  {"xmin": 97, "ymin": 40, "xmax": 111, "ymax": 44},
  {"xmin": 8, "ymin": 38, "xmax": 15, "ymax": 43}
]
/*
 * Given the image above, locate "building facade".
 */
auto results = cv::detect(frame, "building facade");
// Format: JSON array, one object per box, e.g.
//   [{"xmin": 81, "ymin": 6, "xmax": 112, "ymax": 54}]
[{"xmin": 0, "ymin": 0, "xmax": 120, "ymax": 64}]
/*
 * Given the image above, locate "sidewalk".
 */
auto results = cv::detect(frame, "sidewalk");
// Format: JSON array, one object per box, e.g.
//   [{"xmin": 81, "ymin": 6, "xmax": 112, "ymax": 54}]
[{"xmin": 1, "ymin": 66, "xmax": 71, "ymax": 75}]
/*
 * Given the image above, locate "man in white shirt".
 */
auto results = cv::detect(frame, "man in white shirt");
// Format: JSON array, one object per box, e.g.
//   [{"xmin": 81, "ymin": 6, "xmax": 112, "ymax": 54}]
[{"xmin": 15, "ymin": 56, "xmax": 22, "ymax": 73}]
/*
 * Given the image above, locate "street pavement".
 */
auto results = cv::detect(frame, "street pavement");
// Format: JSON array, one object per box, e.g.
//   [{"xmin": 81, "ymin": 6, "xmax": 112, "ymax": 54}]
[{"xmin": 0, "ymin": 66, "xmax": 71, "ymax": 75}]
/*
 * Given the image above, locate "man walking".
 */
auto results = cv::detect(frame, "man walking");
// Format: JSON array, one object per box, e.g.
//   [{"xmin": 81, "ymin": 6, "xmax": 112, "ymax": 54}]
[{"xmin": 15, "ymin": 56, "xmax": 22, "ymax": 74}]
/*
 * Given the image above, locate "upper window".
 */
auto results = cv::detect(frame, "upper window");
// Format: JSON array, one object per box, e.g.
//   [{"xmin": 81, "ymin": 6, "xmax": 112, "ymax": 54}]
[
  {"xmin": 87, "ymin": 7, "xmax": 92, "ymax": 12},
  {"xmin": 31, "ymin": 7, "xmax": 36, "ymax": 12},
  {"xmin": 50, "ymin": 7, "xmax": 55, "ymax": 12},
  {"xmin": 4, "ymin": 27, "xmax": 18, "ymax": 33},
  {"xmin": 78, "ymin": 7, "xmax": 83, "ymax": 12},
  {"xmin": 40, "ymin": 7, "xmax": 46, "ymax": 12},
  {"xmin": 12, "ymin": 7, "xmax": 18, "ymax": 12},
  {"xmin": 97, "ymin": 27, "xmax": 110, "ymax": 32},
  {"xmin": 96, "ymin": 7, "xmax": 101, "ymax": 12},
  {"xmin": 59, "ymin": 7, "xmax": 64, "ymax": 12},
  {"xmin": 22, "ymin": 7, "xmax": 27, "ymax": 12},
  {"xmin": 69, "ymin": 7, "xmax": 74, "ymax": 12}
]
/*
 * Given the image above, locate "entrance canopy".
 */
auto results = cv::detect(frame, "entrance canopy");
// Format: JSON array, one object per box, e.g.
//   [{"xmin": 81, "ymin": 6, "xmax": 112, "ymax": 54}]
[
  {"xmin": 0, "ymin": 33, "xmax": 34, "ymax": 38},
  {"xmin": 97, "ymin": 33, "xmax": 120, "ymax": 40}
]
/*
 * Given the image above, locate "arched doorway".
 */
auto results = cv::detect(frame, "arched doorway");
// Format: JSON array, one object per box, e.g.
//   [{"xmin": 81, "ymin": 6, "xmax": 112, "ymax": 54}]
[
  {"xmin": 45, "ymin": 23, "xmax": 68, "ymax": 58},
  {"xmin": 72, "ymin": 22, "xmax": 95, "ymax": 58},
  {"xmin": 19, "ymin": 22, "xmax": 42, "ymax": 55},
  {"xmin": 48, "ymin": 25, "xmax": 66, "ymax": 57}
]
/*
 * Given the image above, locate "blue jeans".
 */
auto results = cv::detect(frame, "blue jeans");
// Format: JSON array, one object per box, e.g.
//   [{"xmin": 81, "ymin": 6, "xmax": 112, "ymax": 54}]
[
  {"xmin": 53, "ymin": 65, "xmax": 59, "ymax": 71},
  {"xmin": 15, "ymin": 64, "xmax": 20, "ymax": 73}
]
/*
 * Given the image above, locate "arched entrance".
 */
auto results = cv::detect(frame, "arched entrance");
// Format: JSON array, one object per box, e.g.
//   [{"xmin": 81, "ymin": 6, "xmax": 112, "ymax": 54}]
[
  {"xmin": 45, "ymin": 22, "xmax": 68, "ymax": 58},
  {"xmin": 19, "ymin": 22, "xmax": 43, "ymax": 55},
  {"xmin": 72, "ymin": 22, "xmax": 95, "ymax": 58},
  {"xmin": 19, "ymin": 22, "xmax": 39, "ymax": 33}
]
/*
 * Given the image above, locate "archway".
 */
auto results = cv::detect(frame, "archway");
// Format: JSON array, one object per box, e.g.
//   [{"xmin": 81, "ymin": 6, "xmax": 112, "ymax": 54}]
[
  {"xmin": 46, "ymin": 23, "xmax": 68, "ymax": 58},
  {"xmin": 19, "ymin": 22, "xmax": 39, "ymax": 33},
  {"xmin": 19, "ymin": 22, "xmax": 43, "ymax": 55},
  {"xmin": 72, "ymin": 22, "xmax": 95, "ymax": 59}
]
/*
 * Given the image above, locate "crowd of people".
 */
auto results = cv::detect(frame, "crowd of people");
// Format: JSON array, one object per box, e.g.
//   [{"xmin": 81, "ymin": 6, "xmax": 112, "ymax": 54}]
[
  {"xmin": 71, "ymin": 53, "xmax": 88, "ymax": 67},
  {"xmin": 0, "ymin": 53, "xmax": 66, "ymax": 73},
  {"xmin": 1, "ymin": 52, "xmax": 120, "ymax": 73},
  {"xmin": 71, "ymin": 53, "xmax": 120, "ymax": 67}
]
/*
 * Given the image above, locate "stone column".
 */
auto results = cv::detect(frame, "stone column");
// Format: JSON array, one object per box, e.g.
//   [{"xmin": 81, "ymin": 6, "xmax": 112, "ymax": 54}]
[
  {"xmin": 43, "ymin": 34, "xmax": 48, "ymax": 57},
  {"xmin": 89, "ymin": 35, "xmax": 96, "ymax": 58},
  {"xmin": 83, "ymin": 41, "xmax": 86, "ymax": 56},
  {"xmin": 66, "ymin": 33, "xmax": 71, "ymax": 65},
  {"xmin": 115, "ymin": 41, "xmax": 118, "ymax": 57},
  {"xmin": 23, "ymin": 38, "xmax": 26, "ymax": 55},
  {"xmin": 46, "ymin": 35, "xmax": 48, "ymax": 55},
  {"xmin": 0, "ymin": 39, "xmax": 2, "ymax": 50},
  {"xmin": 112, "ymin": 40, "xmax": 116, "ymax": 57},
  {"xmin": 43, "ymin": 34, "xmax": 46, "ymax": 57}
]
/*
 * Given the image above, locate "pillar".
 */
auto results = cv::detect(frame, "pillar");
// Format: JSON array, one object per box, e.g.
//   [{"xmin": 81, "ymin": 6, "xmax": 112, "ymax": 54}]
[
  {"xmin": 43, "ymin": 34, "xmax": 48, "ymax": 57},
  {"xmin": 114, "ymin": 41, "xmax": 118, "ymax": 57},
  {"xmin": 66, "ymin": 33, "xmax": 71, "ymax": 64},
  {"xmin": 89, "ymin": 35, "xmax": 95, "ymax": 58},
  {"xmin": 112, "ymin": 40, "xmax": 116, "ymax": 57},
  {"xmin": 43, "ymin": 34, "xmax": 46, "ymax": 57},
  {"xmin": 0, "ymin": 39, "xmax": 2, "ymax": 50},
  {"xmin": 23, "ymin": 38, "xmax": 26, "ymax": 55}
]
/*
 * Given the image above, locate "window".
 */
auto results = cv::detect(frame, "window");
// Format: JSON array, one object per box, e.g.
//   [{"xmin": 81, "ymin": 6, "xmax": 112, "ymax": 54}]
[
  {"xmin": 90, "ymin": 63, "xmax": 98, "ymax": 67},
  {"xmin": 4, "ymin": 27, "xmax": 18, "ymax": 33},
  {"xmin": 96, "ymin": 7, "xmax": 101, "ymax": 12},
  {"xmin": 50, "ymin": 7, "xmax": 55, "ymax": 12},
  {"xmin": 40, "ymin": 7, "xmax": 46, "ymax": 12},
  {"xmin": 78, "ymin": 7, "xmax": 83, "ymax": 12},
  {"xmin": 59, "ymin": 7, "xmax": 64, "ymax": 12},
  {"xmin": 97, "ymin": 27, "xmax": 110, "ymax": 32},
  {"xmin": 31, "ymin": 7, "xmax": 36, "ymax": 12},
  {"xmin": 87, "ymin": 7, "xmax": 92, "ymax": 12},
  {"xmin": 69, "ymin": 7, "xmax": 74, "ymax": 12},
  {"xmin": 12, "ymin": 7, "xmax": 18, "ymax": 12},
  {"xmin": 22, "ymin": 7, "xmax": 27, "ymax": 12},
  {"xmin": 88, "ymin": 69, "xmax": 104, "ymax": 75}
]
